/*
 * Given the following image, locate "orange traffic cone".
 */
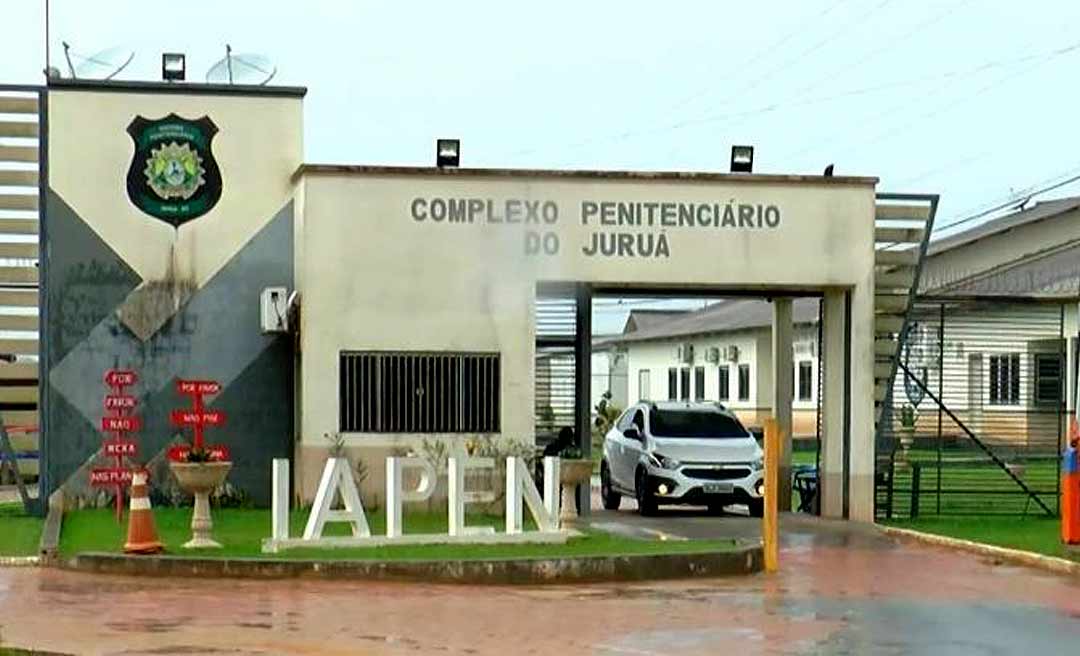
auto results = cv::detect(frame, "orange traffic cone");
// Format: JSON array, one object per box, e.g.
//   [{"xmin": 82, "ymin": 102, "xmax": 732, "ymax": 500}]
[{"xmin": 124, "ymin": 469, "xmax": 163, "ymax": 554}]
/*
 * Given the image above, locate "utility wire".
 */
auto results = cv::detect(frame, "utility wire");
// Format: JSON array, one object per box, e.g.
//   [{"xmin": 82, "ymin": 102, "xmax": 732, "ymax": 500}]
[
  {"xmin": 933, "ymin": 170, "xmax": 1080, "ymax": 235},
  {"xmin": 506, "ymin": 42, "xmax": 1068, "ymax": 160},
  {"xmin": 777, "ymin": 31, "xmax": 1078, "ymax": 163},
  {"xmin": 814, "ymin": 38, "xmax": 1080, "ymax": 162},
  {"xmin": 664, "ymin": 0, "xmax": 851, "ymax": 117},
  {"xmin": 783, "ymin": 0, "xmax": 974, "ymax": 106}
]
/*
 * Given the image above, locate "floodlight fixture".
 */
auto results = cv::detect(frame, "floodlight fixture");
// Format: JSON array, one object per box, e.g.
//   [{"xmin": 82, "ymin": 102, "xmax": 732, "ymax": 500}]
[
  {"xmin": 437, "ymin": 139, "xmax": 460, "ymax": 168},
  {"xmin": 730, "ymin": 145, "xmax": 754, "ymax": 173},
  {"xmin": 162, "ymin": 53, "xmax": 186, "ymax": 81}
]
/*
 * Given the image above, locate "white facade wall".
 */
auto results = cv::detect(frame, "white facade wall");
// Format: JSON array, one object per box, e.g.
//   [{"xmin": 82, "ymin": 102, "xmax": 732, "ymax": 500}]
[
  {"xmin": 622, "ymin": 325, "xmax": 820, "ymax": 427},
  {"xmin": 295, "ymin": 168, "xmax": 878, "ymax": 511},
  {"xmin": 892, "ymin": 307, "xmax": 1075, "ymax": 414}
]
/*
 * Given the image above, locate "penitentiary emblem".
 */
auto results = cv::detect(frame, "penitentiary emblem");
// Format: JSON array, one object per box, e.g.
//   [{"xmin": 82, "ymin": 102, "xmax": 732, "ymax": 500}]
[{"xmin": 126, "ymin": 114, "xmax": 222, "ymax": 228}]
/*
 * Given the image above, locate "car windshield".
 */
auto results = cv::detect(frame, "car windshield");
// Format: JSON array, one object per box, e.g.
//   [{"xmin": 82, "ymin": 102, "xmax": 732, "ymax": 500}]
[{"xmin": 649, "ymin": 409, "xmax": 749, "ymax": 439}]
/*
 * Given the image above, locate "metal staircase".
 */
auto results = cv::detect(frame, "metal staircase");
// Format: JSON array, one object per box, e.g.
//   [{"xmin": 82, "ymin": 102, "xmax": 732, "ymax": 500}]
[
  {"xmin": 0, "ymin": 86, "xmax": 42, "ymax": 510},
  {"xmin": 872, "ymin": 194, "xmax": 938, "ymax": 430}
]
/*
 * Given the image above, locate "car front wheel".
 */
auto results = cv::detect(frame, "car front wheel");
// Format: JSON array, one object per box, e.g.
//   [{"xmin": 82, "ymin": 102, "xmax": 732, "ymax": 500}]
[
  {"xmin": 600, "ymin": 462, "xmax": 621, "ymax": 510},
  {"xmin": 748, "ymin": 498, "xmax": 764, "ymax": 518},
  {"xmin": 635, "ymin": 468, "xmax": 658, "ymax": 516}
]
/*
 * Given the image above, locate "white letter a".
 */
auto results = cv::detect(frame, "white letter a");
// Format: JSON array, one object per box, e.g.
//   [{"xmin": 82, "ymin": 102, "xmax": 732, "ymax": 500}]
[{"xmin": 303, "ymin": 458, "xmax": 371, "ymax": 539}]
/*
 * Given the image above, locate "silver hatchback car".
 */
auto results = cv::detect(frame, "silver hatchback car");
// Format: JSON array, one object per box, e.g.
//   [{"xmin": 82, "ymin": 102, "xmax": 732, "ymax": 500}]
[{"xmin": 600, "ymin": 401, "xmax": 765, "ymax": 516}]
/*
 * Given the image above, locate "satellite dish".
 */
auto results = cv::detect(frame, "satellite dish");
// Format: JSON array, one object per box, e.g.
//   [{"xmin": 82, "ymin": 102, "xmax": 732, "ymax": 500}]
[
  {"xmin": 205, "ymin": 45, "xmax": 276, "ymax": 85},
  {"xmin": 62, "ymin": 42, "xmax": 135, "ymax": 80}
]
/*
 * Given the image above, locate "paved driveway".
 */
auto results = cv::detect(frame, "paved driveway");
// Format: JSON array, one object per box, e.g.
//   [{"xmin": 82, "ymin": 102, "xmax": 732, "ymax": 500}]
[{"xmin": 1, "ymin": 511, "xmax": 1078, "ymax": 655}]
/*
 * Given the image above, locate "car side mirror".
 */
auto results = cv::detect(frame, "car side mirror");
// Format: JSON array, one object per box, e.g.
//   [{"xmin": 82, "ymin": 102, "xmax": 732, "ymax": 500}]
[{"xmin": 623, "ymin": 427, "xmax": 641, "ymax": 441}]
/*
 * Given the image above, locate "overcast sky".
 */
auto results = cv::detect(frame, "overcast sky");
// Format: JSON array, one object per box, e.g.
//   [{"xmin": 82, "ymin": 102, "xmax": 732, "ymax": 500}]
[{"xmin": 3, "ymin": 1, "xmax": 1079, "ymax": 332}]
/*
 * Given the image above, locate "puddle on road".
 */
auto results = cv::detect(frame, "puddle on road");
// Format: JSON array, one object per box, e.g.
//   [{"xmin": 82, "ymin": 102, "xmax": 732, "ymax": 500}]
[{"xmin": 105, "ymin": 617, "xmax": 193, "ymax": 634}]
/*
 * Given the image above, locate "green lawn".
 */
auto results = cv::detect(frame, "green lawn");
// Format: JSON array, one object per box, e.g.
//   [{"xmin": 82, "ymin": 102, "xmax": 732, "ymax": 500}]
[
  {"xmin": 60, "ymin": 507, "xmax": 739, "ymax": 561},
  {"xmin": 886, "ymin": 515, "xmax": 1080, "ymax": 562},
  {"xmin": 0, "ymin": 504, "xmax": 43, "ymax": 557}
]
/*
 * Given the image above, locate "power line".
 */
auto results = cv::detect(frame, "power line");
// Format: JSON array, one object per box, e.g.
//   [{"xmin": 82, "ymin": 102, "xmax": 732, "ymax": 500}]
[
  {"xmin": 663, "ymin": 0, "xmax": 851, "ymax": 117},
  {"xmin": 934, "ymin": 169, "xmax": 1080, "ymax": 235},
  {"xmin": 777, "ymin": 32, "xmax": 1079, "ymax": 163},
  {"xmin": 783, "ymin": 0, "xmax": 974, "ymax": 107},
  {"xmin": 506, "ymin": 41, "xmax": 1070, "ymax": 161},
  {"xmin": 820, "ymin": 38, "xmax": 1080, "ymax": 162}
]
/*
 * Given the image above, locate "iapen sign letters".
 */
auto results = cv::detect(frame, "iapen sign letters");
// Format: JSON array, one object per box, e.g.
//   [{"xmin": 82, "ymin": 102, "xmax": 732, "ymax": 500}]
[{"xmin": 263, "ymin": 455, "xmax": 568, "ymax": 552}]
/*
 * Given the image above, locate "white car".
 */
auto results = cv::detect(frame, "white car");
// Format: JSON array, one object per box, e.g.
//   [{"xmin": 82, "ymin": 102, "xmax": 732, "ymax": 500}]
[{"xmin": 600, "ymin": 401, "xmax": 765, "ymax": 517}]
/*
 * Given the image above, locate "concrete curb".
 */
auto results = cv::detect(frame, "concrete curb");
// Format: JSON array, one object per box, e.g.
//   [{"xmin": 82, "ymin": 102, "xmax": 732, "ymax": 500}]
[
  {"xmin": 59, "ymin": 544, "xmax": 763, "ymax": 584},
  {"xmin": 0, "ymin": 556, "xmax": 40, "ymax": 567},
  {"xmin": 879, "ymin": 525, "xmax": 1080, "ymax": 577}
]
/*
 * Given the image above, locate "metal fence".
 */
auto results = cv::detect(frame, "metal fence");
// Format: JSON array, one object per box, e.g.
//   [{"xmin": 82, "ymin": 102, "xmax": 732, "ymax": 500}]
[{"xmin": 876, "ymin": 300, "xmax": 1070, "ymax": 519}]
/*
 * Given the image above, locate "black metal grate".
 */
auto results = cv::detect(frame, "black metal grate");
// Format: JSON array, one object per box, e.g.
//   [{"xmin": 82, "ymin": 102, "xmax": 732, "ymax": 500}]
[
  {"xmin": 682, "ymin": 467, "xmax": 752, "ymax": 481},
  {"xmin": 339, "ymin": 352, "xmax": 500, "ymax": 433}
]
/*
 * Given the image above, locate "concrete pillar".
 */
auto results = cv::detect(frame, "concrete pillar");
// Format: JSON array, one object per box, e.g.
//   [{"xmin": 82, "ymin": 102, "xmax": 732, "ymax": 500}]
[
  {"xmin": 771, "ymin": 298, "xmax": 794, "ymax": 511},
  {"xmin": 849, "ymin": 281, "xmax": 877, "ymax": 522},
  {"xmin": 820, "ymin": 290, "xmax": 847, "ymax": 518}
]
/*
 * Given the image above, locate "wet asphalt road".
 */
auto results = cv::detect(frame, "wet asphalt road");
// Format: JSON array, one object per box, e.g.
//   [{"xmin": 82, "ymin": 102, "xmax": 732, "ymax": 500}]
[{"xmin": 1, "ymin": 509, "xmax": 1079, "ymax": 655}]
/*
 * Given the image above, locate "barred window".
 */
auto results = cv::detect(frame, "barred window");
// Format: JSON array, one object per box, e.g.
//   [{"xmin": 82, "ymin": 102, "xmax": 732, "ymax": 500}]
[
  {"xmin": 798, "ymin": 361, "xmax": 813, "ymax": 402},
  {"xmin": 340, "ymin": 352, "xmax": 500, "ymax": 433},
  {"xmin": 738, "ymin": 364, "xmax": 751, "ymax": 402},
  {"xmin": 717, "ymin": 366, "xmax": 730, "ymax": 401},
  {"xmin": 1034, "ymin": 353, "xmax": 1062, "ymax": 405},
  {"xmin": 988, "ymin": 354, "xmax": 1020, "ymax": 405}
]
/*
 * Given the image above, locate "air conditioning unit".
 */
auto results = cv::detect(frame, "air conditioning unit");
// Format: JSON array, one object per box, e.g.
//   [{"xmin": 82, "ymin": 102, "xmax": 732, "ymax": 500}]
[
  {"xmin": 676, "ymin": 343, "xmax": 694, "ymax": 363},
  {"xmin": 260, "ymin": 287, "xmax": 289, "ymax": 333},
  {"xmin": 723, "ymin": 345, "xmax": 740, "ymax": 362},
  {"xmin": 705, "ymin": 347, "xmax": 720, "ymax": 363}
]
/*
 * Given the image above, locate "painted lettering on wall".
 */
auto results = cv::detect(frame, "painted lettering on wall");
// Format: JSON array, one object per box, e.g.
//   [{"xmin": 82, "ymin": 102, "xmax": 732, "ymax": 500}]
[{"xmin": 407, "ymin": 197, "xmax": 783, "ymax": 259}]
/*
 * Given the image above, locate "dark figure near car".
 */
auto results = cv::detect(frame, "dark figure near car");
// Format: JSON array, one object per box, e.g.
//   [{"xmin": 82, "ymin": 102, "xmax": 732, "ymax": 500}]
[
  {"xmin": 544, "ymin": 426, "xmax": 576, "ymax": 457},
  {"xmin": 538, "ymin": 426, "xmax": 582, "ymax": 514}
]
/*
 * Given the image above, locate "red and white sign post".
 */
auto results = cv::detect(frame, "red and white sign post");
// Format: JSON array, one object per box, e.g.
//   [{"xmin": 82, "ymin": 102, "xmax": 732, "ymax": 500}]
[
  {"xmin": 169, "ymin": 380, "xmax": 230, "ymax": 462},
  {"xmin": 93, "ymin": 370, "xmax": 140, "ymax": 522}
]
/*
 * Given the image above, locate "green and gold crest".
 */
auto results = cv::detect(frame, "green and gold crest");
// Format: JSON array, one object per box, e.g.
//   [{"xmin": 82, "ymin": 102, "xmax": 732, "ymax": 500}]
[{"xmin": 126, "ymin": 114, "xmax": 222, "ymax": 228}]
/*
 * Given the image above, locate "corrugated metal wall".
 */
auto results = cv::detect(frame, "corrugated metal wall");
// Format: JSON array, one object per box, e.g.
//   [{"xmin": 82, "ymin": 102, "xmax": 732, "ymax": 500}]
[{"xmin": 0, "ymin": 86, "xmax": 41, "ymax": 487}]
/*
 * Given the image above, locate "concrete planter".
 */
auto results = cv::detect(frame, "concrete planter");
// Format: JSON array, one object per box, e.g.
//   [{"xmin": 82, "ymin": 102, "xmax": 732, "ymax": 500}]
[
  {"xmin": 170, "ymin": 461, "xmax": 232, "ymax": 549},
  {"xmin": 558, "ymin": 459, "xmax": 594, "ymax": 528}
]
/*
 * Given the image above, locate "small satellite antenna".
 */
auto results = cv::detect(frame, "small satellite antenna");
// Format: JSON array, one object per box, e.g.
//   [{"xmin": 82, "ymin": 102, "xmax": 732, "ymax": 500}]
[
  {"xmin": 205, "ymin": 45, "xmax": 276, "ymax": 85},
  {"xmin": 61, "ymin": 42, "xmax": 135, "ymax": 80}
]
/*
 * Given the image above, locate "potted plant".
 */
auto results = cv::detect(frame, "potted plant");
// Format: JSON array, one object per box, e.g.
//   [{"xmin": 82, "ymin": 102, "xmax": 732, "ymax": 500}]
[
  {"xmin": 169, "ymin": 445, "xmax": 232, "ymax": 548},
  {"xmin": 898, "ymin": 405, "xmax": 917, "ymax": 458},
  {"xmin": 556, "ymin": 445, "xmax": 593, "ymax": 527}
]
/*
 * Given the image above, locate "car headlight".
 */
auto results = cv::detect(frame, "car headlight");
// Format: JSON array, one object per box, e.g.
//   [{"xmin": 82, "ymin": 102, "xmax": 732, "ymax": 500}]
[
  {"xmin": 649, "ymin": 453, "xmax": 681, "ymax": 470},
  {"xmin": 751, "ymin": 458, "xmax": 764, "ymax": 472}
]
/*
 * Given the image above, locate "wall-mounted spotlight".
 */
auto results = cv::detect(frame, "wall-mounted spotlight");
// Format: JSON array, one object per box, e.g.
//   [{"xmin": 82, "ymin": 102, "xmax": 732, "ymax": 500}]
[
  {"xmin": 436, "ymin": 139, "xmax": 460, "ymax": 168},
  {"xmin": 730, "ymin": 145, "xmax": 754, "ymax": 173},
  {"xmin": 162, "ymin": 53, "xmax": 186, "ymax": 81}
]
